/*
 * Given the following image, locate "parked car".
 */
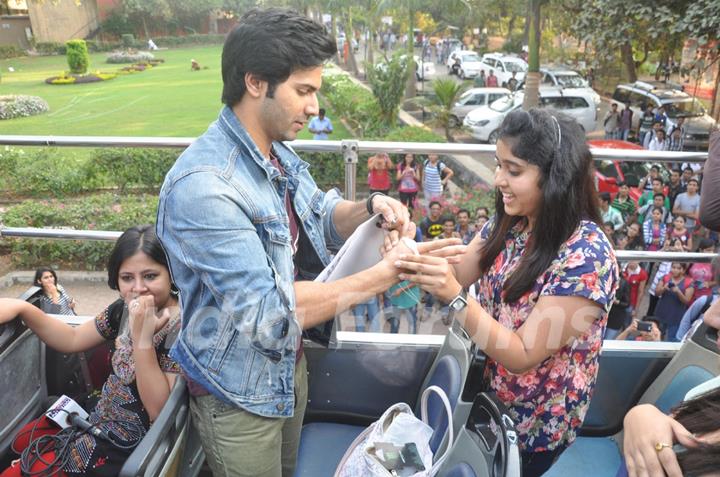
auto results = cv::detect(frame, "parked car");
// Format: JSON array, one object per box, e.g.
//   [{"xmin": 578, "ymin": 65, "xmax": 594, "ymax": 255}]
[
  {"xmin": 413, "ymin": 55, "xmax": 436, "ymax": 81},
  {"xmin": 449, "ymin": 87, "xmax": 511, "ymax": 127},
  {"xmin": 479, "ymin": 53, "xmax": 527, "ymax": 85},
  {"xmin": 612, "ymin": 81, "xmax": 717, "ymax": 150},
  {"xmin": 464, "ymin": 87, "xmax": 598, "ymax": 143},
  {"xmin": 589, "ymin": 139, "xmax": 647, "ymax": 201},
  {"xmin": 524, "ymin": 67, "xmax": 602, "ymax": 106},
  {"xmin": 446, "ymin": 50, "xmax": 483, "ymax": 79}
]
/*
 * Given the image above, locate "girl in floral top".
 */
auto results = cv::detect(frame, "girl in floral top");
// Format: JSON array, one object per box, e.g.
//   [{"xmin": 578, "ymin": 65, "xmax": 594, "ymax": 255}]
[
  {"xmin": 0, "ymin": 225, "xmax": 180, "ymax": 477},
  {"xmin": 395, "ymin": 109, "xmax": 618, "ymax": 477}
]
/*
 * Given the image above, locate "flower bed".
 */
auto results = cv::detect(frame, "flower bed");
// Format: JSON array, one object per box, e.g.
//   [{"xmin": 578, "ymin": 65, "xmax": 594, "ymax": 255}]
[
  {"xmin": 0, "ymin": 95, "xmax": 50, "ymax": 120},
  {"xmin": 45, "ymin": 72, "xmax": 117, "ymax": 85},
  {"xmin": 106, "ymin": 50, "xmax": 156, "ymax": 64}
]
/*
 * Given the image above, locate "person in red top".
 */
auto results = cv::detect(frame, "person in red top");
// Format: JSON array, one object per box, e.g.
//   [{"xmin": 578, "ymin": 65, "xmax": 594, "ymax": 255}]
[
  {"xmin": 486, "ymin": 70, "xmax": 498, "ymax": 87},
  {"xmin": 624, "ymin": 260, "xmax": 648, "ymax": 320},
  {"xmin": 367, "ymin": 152, "xmax": 394, "ymax": 194}
]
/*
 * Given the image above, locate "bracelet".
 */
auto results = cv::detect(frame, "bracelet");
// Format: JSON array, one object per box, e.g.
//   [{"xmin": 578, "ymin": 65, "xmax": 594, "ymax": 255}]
[{"xmin": 366, "ymin": 192, "xmax": 385, "ymax": 215}]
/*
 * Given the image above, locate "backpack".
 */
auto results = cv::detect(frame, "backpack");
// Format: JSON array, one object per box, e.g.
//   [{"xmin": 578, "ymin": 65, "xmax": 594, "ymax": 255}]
[{"xmin": 423, "ymin": 159, "xmax": 448, "ymax": 188}]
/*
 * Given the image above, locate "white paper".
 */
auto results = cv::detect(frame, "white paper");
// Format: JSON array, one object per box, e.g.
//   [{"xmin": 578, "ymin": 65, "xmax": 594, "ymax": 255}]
[
  {"xmin": 45, "ymin": 394, "xmax": 89, "ymax": 429},
  {"xmin": 315, "ymin": 215, "xmax": 386, "ymax": 283}
]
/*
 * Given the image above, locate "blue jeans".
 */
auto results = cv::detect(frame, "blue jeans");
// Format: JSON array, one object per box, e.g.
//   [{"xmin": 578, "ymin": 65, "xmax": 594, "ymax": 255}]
[
  {"xmin": 620, "ymin": 128, "xmax": 630, "ymax": 141},
  {"xmin": 387, "ymin": 306, "xmax": 418, "ymax": 334},
  {"xmin": 353, "ymin": 297, "xmax": 381, "ymax": 332}
]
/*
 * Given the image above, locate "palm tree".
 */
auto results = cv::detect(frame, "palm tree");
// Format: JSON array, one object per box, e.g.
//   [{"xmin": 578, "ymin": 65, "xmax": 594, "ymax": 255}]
[{"xmin": 424, "ymin": 78, "xmax": 468, "ymax": 142}]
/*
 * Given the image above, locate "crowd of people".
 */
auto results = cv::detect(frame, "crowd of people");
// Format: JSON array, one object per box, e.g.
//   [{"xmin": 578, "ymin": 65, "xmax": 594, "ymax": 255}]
[{"xmin": 603, "ymin": 102, "xmax": 688, "ymax": 152}]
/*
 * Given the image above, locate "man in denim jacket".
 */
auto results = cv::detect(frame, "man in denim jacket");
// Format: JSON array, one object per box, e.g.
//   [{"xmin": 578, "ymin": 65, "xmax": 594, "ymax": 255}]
[{"xmin": 157, "ymin": 8, "xmax": 413, "ymax": 477}]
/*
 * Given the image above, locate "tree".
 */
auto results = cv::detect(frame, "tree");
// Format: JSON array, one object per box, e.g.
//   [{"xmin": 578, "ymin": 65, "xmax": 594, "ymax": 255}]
[
  {"xmin": 366, "ymin": 52, "xmax": 410, "ymax": 126},
  {"xmin": 422, "ymin": 78, "xmax": 468, "ymax": 141},
  {"xmin": 674, "ymin": 0, "xmax": 720, "ymax": 120},
  {"xmin": 522, "ymin": 0, "xmax": 544, "ymax": 110},
  {"xmin": 566, "ymin": 0, "xmax": 684, "ymax": 83}
]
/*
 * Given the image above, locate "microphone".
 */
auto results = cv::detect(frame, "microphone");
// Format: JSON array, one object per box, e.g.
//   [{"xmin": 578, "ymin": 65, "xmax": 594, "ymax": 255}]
[{"xmin": 67, "ymin": 412, "xmax": 110, "ymax": 441}]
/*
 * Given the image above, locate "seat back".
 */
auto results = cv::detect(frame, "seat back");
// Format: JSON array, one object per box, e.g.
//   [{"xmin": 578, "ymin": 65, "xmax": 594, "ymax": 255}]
[
  {"xmin": 118, "ymin": 376, "xmax": 203, "ymax": 477},
  {"xmin": 416, "ymin": 321, "xmax": 471, "ymax": 454}
]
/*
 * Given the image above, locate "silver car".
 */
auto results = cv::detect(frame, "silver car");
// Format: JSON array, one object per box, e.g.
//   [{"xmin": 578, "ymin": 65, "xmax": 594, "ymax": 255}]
[{"xmin": 449, "ymin": 87, "xmax": 511, "ymax": 127}]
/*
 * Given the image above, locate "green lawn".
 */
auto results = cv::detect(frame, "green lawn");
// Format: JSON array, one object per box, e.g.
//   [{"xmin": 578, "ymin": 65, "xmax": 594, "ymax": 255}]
[{"xmin": 0, "ymin": 45, "xmax": 351, "ymax": 139}]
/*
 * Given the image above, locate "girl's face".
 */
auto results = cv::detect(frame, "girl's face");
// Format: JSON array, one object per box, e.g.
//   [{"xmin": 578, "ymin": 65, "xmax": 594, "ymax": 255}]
[
  {"xmin": 38, "ymin": 271, "xmax": 56, "ymax": 289},
  {"xmin": 673, "ymin": 216, "xmax": 685, "ymax": 229},
  {"xmin": 494, "ymin": 139, "xmax": 542, "ymax": 229},
  {"xmin": 652, "ymin": 209, "xmax": 662, "ymax": 222},
  {"xmin": 404, "ymin": 154, "xmax": 413, "ymax": 165},
  {"xmin": 628, "ymin": 223, "xmax": 640, "ymax": 238},
  {"xmin": 117, "ymin": 251, "xmax": 174, "ymax": 310},
  {"xmin": 671, "ymin": 263, "xmax": 685, "ymax": 278}
]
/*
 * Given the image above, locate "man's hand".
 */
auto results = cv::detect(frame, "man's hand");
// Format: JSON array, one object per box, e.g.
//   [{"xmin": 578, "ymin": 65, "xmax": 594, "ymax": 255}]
[{"xmin": 371, "ymin": 194, "xmax": 412, "ymax": 248}]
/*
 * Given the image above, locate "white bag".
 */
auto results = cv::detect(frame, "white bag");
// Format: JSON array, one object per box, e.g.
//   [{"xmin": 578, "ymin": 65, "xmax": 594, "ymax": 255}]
[{"xmin": 334, "ymin": 386, "xmax": 454, "ymax": 477}]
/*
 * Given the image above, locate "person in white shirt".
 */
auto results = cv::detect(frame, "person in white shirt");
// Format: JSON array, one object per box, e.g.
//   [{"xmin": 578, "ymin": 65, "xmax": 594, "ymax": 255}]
[
  {"xmin": 648, "ymin": 128, "xmax": 668, "ymax": 151},
  {"xmin": 308, "ymin": 108, "xmax": 333, "ymax": 140}
]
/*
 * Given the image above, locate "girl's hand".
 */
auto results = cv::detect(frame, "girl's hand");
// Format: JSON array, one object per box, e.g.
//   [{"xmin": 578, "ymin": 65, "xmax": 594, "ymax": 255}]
[
  {"xmin": 623, "ymin": 404, "xmax": 697, "ymax": 477},
  {"xmin": 394, "ymin": 240, "xmax": 464, "ymax": 303},
  {"xmin": 129, "ymin": 296, "xmax": 169, "ymax": 349}
]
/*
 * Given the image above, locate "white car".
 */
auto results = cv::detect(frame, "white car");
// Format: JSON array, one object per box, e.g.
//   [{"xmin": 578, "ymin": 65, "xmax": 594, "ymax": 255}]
[
  {"xmin": 446, "ymin": 51, "xmax": 483, "ymax": 79},
  {"xmin": 450, "ymin": 87, "xmax": 511, "ymax": 127},
  {"xmin": 479, "ymin": 53, "xmax": 527, "ymax": 86},
  {"xmin": 413, "ymin": 55, "xmax": 436, "ymax": 81},
  {"xmin": 538, "ymin": 67, "xmax": 601, "ymax": 105},
  {"xmin": 464, "ymin": 88, "xmax": 598, "ymax": 143}
]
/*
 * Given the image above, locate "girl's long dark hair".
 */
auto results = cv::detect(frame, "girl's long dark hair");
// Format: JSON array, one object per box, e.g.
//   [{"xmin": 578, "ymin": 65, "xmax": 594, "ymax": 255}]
[
  {"xmin": 673, "ymin": 387, "xmax": 720, "ymax": 475},
  {"xmin": 399, "ymin": 154, "xmax": 417, "ymax": 172},
  {"xmin": 479, "ymin": 109, "xmax": 600, "ymax": 303}
]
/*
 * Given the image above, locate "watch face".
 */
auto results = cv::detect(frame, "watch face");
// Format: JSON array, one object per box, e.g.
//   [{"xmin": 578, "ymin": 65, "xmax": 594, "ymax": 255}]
[{"xmin": 450, "ymin": 296, "xmax": 467, "ymax": 311}]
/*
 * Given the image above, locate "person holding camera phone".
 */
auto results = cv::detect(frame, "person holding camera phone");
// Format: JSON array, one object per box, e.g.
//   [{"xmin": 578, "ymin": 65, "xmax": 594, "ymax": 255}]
[
  {"xmin": 616, "ymin": 316, "xmax": 662, "ymax": 341},
  {"xmin": 655, "ymin": 262, "xmax": 694, "ymax": 341}
]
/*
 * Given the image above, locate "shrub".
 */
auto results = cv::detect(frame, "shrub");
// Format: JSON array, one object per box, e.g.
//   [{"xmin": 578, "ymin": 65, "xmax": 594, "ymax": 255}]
[
  {"xmin": 321, "ymin": 72, "xmax": 386, "ymax": 137},
  {"xmin": 0, "ymin": 45, "xmax": 25, "ymax": 59},
  {"xmin": 106, "ymin": 50, "xmax": 155, "ymax": 64},
  {"xmin": 121, "ymin": 34, "xmax": 135, "ymax": 48},
  {"xmin": 378, "ymin": 126, "xmax": 444, "ymax": 143},
  {"xmin": 65, "ymin": 39, "xmax": 90, "ymax": 75},
  {"xmin": 35, "ymin": 42, "xmax": 65, "ymax": 55},
  {"xmin": 0, "ymin": 95, "xmax": 50, "ymax": 120},
  {"xmin": 2, "ymin": 193, "xmax": 160, "ymax": 270},
  {"xmin": 89, "ymin": 148, "xmax": 179, "ymax": 193}
]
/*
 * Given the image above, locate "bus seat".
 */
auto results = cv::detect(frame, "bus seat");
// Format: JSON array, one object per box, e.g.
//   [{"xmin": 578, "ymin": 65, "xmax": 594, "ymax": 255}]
[
  {"xmin": 444, "ymin": 462, "xmax": 477, "ymax": 477},
  {"xmin": 0, "ymin": 322, "xmax": 46, "ymax": 460},
  {"xmin": 294, "ymin": 352, "xmax": 464, "ymax": 477},
  {"xmin": 118, "ymin": 376, "xmax": 202, "ymax": 477},
  {"xmin": 546, "ymin": 326, "xmax": 719, "ymax": 477}
]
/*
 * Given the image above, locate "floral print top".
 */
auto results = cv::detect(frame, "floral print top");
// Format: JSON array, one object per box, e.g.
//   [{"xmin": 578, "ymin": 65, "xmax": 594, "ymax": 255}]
[{"xmin": 476, "ymin": 219, "xmax": 618, "ymax": 452}]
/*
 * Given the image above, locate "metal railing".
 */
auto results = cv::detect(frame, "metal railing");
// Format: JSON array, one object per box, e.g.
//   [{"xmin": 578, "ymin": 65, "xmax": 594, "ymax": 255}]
[{"xmin": 0, "ymin": 135, "xmax": 712, "ymax": 265}]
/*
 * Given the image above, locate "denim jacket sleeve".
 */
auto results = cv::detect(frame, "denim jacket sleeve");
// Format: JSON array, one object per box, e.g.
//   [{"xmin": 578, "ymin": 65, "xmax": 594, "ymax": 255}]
[
  {"xmin": 322, "ymin": 188, "xmax": 346, "ymax": 251},
  {"xmin": 161, "ymin": 172, "xmax": 298, "ymax": 353}
]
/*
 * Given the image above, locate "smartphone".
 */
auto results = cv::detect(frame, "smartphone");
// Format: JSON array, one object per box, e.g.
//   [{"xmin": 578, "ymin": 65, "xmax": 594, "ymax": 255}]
[
  {"xmin": 637, "ymin": 321, "xmax": 653, "ymax": 332},
  {"xmin": 667, "ymin": 281, "xmax": 676, "ymax": 288}
]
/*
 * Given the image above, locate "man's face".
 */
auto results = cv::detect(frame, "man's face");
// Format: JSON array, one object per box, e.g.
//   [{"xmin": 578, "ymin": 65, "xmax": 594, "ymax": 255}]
[
  {"xmin": 670, "ymin": 171, "xmax": 680, "ymax": 184},
  {"xmin": 259, "ymin": 66, "xmax": 322, "ymax": 142},
  {"xmin": 457, "ymin": 212, "xmax": 469, "ymax": 227},
  {"xmin": 683, "ymin": 169, "xmax": 693, "ymax": 181},
  {"xmin": 653, "ymin": 196, "xmax": 664, "ymax": 208},
  {"xmin": 443, "ymin": 221, "xmax": 455, "ymax": 236},
  {"xmin": 429, "ymin": 204, "xmax": 441, "ymax": 220},
  {"xmin": 619, "ymin": 184, "xmax": 629, "ymax": 197},
  {"xmin": 652, "ymin": 180, "xmax": 663, "ymax": 194},
  {"xmin": 687, "ymin": 181, "xmax": 698, "ymax": 194}
]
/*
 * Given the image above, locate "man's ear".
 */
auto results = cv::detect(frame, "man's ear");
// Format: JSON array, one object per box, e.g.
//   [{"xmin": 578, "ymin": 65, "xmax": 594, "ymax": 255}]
[{"xmin": 245, "ymin": 73, "xmax": 266, "ymax": 99}]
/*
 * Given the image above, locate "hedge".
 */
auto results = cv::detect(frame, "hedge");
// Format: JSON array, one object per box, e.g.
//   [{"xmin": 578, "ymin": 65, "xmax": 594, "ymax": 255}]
[
  {"xmin": 1, "ymin": 193, "xmax": 159, "ymax": 270},
  {"xmin": 65, "ymin": 39, "xmax": 90, "ymax": 75}
]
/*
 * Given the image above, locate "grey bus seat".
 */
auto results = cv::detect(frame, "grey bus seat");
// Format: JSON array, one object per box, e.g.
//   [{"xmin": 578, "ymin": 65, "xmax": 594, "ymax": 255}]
[
  {"xmin": 119, "ymin": 376, "xmax": 203, "ymax": 477},
  {"xmin": 545, "ymin": 324, "xmax": 720, "ymax": 477},
  {"xmin": 293, "ymin": 328, "xmax": 469, "ymax": 477},
  {"xmin": 0, "ymin": 325, "xmax": 46, "ymax": 460}
]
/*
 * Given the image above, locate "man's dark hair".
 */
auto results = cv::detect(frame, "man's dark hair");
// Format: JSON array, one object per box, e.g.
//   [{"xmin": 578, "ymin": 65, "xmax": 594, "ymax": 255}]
[
  {"xmin": 650, "ymin": 165, "xmax": 660, "ymax": 172},
  {"xmin": 429, "ymin": 201, "xmax": 442, "ymax": 209},
  {"xmin": 457, "ymin": 208, "xmax": 470, "ymax": 217},
  {"xmin": 318, "ymin": 108, "xmax": 326, "ymax": 116},
  {"xmin": 683, "ymin": 165, "xmax": 694, "ymax": 173},
  {"xmin": 617, "ymin": 180, "xmax": 626, "ymax": 187},
  {"xmin": 221, "ymin": 8, "xmax": 337, "ymax": 106},
  {"xmin": 653, "ymin": 192, "xmax": 665, "ymax": 200},
  {"xmin": 599, "ymin": 192, "xmax": 611, "ymax": 203},
  {"xmin": 652, "ymin": 177, "xmax": 664, "ymax": 186},
  {"xmin": 442, "ymin": 216, "xmax": 456, "ymax": 225}
]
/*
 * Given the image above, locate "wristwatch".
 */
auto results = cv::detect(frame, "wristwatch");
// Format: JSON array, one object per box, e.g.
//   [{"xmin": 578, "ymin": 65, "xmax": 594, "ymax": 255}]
[
  {"xmin": 448, "ymin": 288, "xmax": 468, "ymax": 314},
  {"xmin": 366, "ymin": 192, "xmax": 385, "ymax": 215}
]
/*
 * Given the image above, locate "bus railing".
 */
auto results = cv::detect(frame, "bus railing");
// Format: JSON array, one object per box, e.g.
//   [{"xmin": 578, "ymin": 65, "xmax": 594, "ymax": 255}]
[{"xmin": 0, "ymin": 135, "xmax": 707, "ymax": 202}]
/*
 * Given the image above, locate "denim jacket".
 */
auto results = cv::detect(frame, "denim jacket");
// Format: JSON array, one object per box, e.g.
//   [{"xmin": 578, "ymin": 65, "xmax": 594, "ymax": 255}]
[{"xmin": 157, "ymin": 106, "xmax": 345, "ymax": 417}]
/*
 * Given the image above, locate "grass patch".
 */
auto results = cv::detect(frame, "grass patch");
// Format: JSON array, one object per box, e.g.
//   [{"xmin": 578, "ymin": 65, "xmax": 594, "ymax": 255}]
[{"xmin": 0, "ymin": 45, "xmax": 351, "ymax": 139}]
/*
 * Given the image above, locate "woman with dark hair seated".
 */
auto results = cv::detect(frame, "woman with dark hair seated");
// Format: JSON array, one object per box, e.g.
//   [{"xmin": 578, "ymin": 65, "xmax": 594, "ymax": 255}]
[
  {"xmin": 622, "ymin": 305, "xmax": 720, "ymax": 477},
  {"xmin": 33, "ymin": 266, "xmax": 76, "ymax": 315},
  {"xmin": 394, "ymin": 109, "xmax": 619, "ymax": 476},
  {"xmin": 0, "ymin": 225, "xmax": 181, "ymax": 477}
]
